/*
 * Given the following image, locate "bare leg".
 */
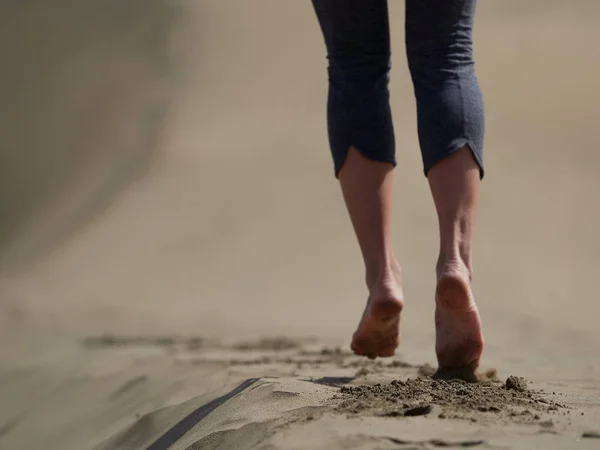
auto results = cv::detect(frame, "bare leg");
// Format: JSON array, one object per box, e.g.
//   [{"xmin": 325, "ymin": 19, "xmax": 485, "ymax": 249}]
[
  {"xmin": 310, "ymin": 0, "xmax": 401, "ymax": 359},
  {"xmin": 339, "ymin": 147, "xmax": 403, "ymax": 359},
  {"xmin": 428, "ymin": 146, "xmax": 484, "ymax": 374}
]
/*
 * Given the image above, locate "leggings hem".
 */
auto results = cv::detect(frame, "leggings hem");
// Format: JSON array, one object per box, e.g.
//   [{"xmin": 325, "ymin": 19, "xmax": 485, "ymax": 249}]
[
  {"xmin": 423, "ymin": 138, "xmax": 484, "ymax": 180},
  {"xmin": 333, "ymin": 144, "xmax": 397, "ymax": 178}
]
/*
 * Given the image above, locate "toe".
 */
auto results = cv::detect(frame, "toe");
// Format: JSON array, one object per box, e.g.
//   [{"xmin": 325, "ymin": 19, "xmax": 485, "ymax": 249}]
[{"xmin": 351, "ymin": 338, "xmax": 370, "ymax": 357}]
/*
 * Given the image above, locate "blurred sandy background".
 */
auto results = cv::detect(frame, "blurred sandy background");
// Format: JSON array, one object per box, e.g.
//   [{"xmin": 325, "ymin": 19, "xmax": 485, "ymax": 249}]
[{"xmin": 1, "ymin": 1, "xmax": 599, "ymax": 449}]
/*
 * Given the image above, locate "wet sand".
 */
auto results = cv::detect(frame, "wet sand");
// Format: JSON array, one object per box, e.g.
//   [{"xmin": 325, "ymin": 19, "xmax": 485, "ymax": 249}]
[{"xmin": 1, "ymin": 1, "xmax": 600, "ymax": 449}]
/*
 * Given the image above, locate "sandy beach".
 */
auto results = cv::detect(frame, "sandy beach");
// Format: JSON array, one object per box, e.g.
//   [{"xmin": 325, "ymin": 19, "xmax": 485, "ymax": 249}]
[{"xmin": 1, "ymin": 1, "xmax": 600, "ymax": 449}]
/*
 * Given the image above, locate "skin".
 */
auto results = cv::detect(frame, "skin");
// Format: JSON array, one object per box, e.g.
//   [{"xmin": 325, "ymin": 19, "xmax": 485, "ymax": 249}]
[{"xmin": 340, "ymin": 145, "xmax": 484, "ymax": 373}]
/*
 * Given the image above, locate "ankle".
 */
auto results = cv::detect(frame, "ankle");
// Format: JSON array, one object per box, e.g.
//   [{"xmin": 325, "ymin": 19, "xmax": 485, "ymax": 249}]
[
  {"xmin": 436, "ymin": 251, "xmax": 472, "ymax": 282},
  {"xmin": 365, "ymin": 257, "xmax": 402, "ymax": 290}
]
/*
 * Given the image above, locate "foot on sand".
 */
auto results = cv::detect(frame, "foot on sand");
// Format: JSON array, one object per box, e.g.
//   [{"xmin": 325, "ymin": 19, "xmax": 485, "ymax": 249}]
[
  {"xmin": 434, "ymin": 261, "xmax": 484, "ymax": 377},
  {"xmin": 351, "ymin": 269, "xmax": 404, "ymax": 360}
]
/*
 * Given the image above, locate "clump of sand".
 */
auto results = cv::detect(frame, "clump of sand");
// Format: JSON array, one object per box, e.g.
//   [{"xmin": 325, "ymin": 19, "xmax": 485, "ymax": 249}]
[{"xmin": 335, "ymin": 376, "xmax": 567, "ymax": 424}]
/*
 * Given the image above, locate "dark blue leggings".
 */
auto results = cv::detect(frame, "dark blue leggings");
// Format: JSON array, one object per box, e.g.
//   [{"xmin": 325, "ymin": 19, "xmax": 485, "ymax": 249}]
[{"xmin": 311, "ymin": 0, "xmax": 485, "ymax": 178}]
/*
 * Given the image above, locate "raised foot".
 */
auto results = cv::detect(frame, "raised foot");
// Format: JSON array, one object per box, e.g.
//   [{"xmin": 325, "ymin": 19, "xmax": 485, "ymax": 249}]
[
  {"xmin": 435, "ymin": 268, "xmax": 484, "ymax": 374},
  {"xmin": 351, "ymin": 282, "xmax": 403, "ymax": 360}
]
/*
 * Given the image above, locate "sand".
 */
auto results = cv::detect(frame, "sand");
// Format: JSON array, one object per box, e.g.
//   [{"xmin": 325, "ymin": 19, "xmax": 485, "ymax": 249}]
[{"xmin": 1, "ymin": 0, "xmax": 600, "ymax": 449}]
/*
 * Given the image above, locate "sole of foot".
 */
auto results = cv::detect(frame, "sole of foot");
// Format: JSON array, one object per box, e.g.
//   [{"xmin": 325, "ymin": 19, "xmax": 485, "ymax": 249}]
[
  {"xmin": 434, "ymin": 270, "xmax": 484, "ymax": 380},
  {"xmin": 351, "ymin": 284, "xmax": 404, "ymax": 360}
]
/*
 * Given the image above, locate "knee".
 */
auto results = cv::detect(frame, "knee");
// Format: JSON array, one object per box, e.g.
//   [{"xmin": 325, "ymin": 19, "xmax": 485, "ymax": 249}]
[
  {"xmin": 405, "ymin": 1, "xmax": 476, "ymax": 86},
  {"xmin": 406, "ymin": 38, "xmax": 474, "ymax": 87},
  {"xmin": 405, "ymin": 21, "xmax": 475, "ymax": 87}
]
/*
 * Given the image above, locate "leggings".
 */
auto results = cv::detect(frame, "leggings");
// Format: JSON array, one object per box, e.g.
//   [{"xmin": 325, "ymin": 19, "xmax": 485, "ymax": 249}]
[{"xmin": 311, "ymin": 0, "xmax": 485, "ymax": 178}]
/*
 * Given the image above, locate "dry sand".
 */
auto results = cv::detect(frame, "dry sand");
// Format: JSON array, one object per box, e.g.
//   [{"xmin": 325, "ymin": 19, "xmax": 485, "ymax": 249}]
[{"xmin": 1, "ymin": 1, "xmax": 600, "ymax": 449}]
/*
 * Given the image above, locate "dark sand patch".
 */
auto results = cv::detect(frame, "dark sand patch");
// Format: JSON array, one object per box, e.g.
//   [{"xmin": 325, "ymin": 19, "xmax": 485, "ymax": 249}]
[
  {"xmin": 383, "ymin": 436, "xmax": 486, "ymax": 447},
  {"xmin": 82, "ymin": 334, "xmax": 210, "ymax": 350},
  {"xmin": 183, "ymin": 344, "xmax": 420, "ymax": 374},
  {"xmin": 582, "ymin": 431, "xmax": 600, "ymax": 439},
  {"xmin": 231, "ymin": 336, "xmax": 307, "ymax": 351},
  {"xmin": 335, "ymin": 376, "xmax": 567, "ymax": 425},
  {"xmin": 82, "ymin": 334, "xmax": 310, "ymax": 352}
]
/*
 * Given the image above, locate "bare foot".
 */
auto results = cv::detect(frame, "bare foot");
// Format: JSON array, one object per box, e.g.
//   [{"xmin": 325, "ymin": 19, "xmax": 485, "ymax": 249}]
[
  {"xmin": 351, "ymin": 268, "xmax": 404, "ymax": 359},
  {"xmin": 435, "ymin": 261, "xmax": 484, "ymax": 375}
]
